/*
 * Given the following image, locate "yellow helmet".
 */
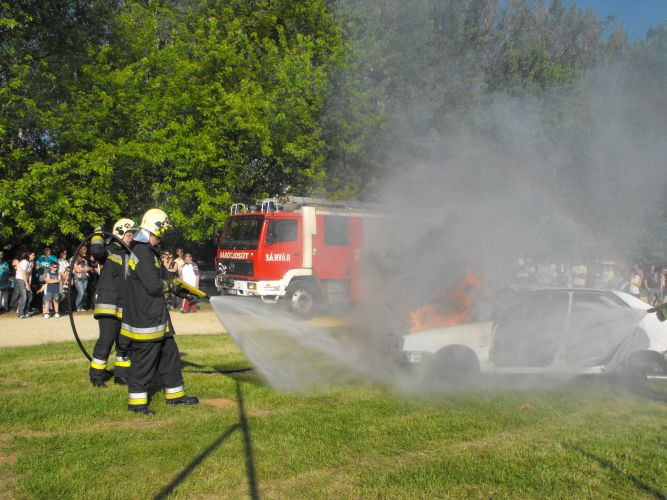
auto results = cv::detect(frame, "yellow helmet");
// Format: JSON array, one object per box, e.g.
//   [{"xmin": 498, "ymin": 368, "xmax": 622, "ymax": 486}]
[
  {"xmin": 113, "ymin": 218, "xmax": 136, "ymax": 237},
  {"xmin": 139, "ymin": 208, "xmax": 171, "ymax": 237}
]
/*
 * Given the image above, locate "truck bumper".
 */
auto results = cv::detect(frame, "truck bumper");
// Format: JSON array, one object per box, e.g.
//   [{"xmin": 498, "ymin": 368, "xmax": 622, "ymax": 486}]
[{"xmin": 216, "ymin": 275, "xmax": 285, "ymax": 298}]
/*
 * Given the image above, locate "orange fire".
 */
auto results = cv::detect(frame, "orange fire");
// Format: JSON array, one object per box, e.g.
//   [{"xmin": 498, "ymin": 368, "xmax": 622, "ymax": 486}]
[{"xmin": 409, "ymin": 269, "xmax": 480, "ymax": 333}]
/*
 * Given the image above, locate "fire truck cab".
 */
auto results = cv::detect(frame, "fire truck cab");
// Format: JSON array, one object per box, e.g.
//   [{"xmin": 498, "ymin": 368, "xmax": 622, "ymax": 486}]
[{"xmin": 214, "ymin": 197, "xmax": 377, "ymax": 316}]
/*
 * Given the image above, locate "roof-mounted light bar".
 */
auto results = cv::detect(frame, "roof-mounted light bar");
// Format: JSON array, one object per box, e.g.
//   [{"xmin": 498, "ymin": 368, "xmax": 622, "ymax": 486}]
[{"xmin": 230, "ymin": 203, "xmax": 246, "ymax": 215}]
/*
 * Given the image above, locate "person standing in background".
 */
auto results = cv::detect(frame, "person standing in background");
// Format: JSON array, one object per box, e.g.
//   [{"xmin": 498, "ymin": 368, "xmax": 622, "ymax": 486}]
[
  {"xmin": 60, "ymin": 265, "xmax": 72, "ymax": 313},
  {"xmin": 73, "ymin": 247, "xmax": 92, "ymax": 312},
  {"xmin": 644, "ymin": 264, "xmax": 660, "ymax": 306},
  {"xmin": 173, "ymin": 247, "xmax": 185, "ymax": 275},
  {"xmin": 42, "ymin": 261, "xmax": 61, "ymax": 318},
  {"xmin": 57, "ymin": 249, "xmax": 69, "ymax": 310},
  {"xmin": 179, "ymin": 253, "xmax": 199, "ymax": 313},
  {"xmin": 162, "ymin": 250, "xmax": 177, "ymax": 310},
  {"xmin": 15, "ymin": 249, "xmax": 34, "ymax": 318},
  {"xmin": 35, "ymin": 246, "xmax": 58, "ymax": 312},
  {"xmin": 629, "ymin": 264, "xmax": 643, "ymax": 299},
  {"xmin": 0, "ymin": 250, "xmax": 9, "ymax": 312}
]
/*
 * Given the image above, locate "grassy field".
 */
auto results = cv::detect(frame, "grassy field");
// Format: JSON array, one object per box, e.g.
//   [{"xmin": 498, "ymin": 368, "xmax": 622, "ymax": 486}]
[{"xmin": 0, "ymin": 333, "xmax": 665, "ymax": 499}]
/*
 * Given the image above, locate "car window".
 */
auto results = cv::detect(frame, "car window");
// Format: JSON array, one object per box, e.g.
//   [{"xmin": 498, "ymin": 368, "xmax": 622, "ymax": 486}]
[
  {"xmin": 492, "ymin": 291, "xmax": 570, "ymax": 367},
  {"xmin": 266, "ymin": 219, "xmax": 298, "ymax": 244},
  {"xmin": 324, "ymin": 215, "xmax": 349, "ymax": 246}
]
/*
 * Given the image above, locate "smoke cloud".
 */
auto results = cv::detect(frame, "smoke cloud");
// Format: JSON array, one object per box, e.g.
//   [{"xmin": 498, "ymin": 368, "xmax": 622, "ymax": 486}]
[{"xmin": 213, "ymin": 5, "xmax": 667, "ymax": 392}]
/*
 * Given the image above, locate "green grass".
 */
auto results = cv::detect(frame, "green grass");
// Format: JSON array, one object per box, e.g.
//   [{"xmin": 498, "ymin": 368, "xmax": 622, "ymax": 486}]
[{"xmin": 0, "ymin": 334, "xmax": 665, "ymax": 499}]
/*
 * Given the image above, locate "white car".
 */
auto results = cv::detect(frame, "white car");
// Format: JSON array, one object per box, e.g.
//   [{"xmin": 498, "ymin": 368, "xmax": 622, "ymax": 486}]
[{"xmin": 400, "ymin": 288, "xmax": 667, "ymax": 379}]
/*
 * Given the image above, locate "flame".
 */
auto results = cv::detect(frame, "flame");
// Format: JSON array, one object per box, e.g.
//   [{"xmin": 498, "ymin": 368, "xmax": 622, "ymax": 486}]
[{"xmin": 409, "ymin": 269, "xmax": 480, "ymax": 333}]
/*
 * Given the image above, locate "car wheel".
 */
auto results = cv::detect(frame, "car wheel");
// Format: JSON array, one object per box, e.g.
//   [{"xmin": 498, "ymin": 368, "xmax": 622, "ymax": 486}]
[
  {"xmin": 433, "ymin": 345, "xmax": 480, "ymax": 383},
  {"xmin": 284, "ymin": 280, "xmax": 317, "ymax": 318}
]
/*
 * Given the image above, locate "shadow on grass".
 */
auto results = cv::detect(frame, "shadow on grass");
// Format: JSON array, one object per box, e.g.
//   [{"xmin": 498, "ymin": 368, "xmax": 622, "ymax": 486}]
[
  {"xmin": 154, "ymin": 423, "xmax": 239, "ymax": 500},
  {"xmin": 180, "ymin": 357, "xmax": 264, "ymax": 386},
  {"xmin": 154, "ymin": 379, "xmax": 260, "ymax": 500},
  {"xmin": 562, "ymin": 443, "xmax": 666, "ymax": 500}
]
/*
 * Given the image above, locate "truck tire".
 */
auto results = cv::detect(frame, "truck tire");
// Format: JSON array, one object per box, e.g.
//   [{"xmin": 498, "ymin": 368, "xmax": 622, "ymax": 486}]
[
  {"xmin": 433, "ymin": 345, "xmax": 480, "ymax": 383},
  {"xmin": 285, "ymin": 280, "xmax": 317, "ymax": 318}
]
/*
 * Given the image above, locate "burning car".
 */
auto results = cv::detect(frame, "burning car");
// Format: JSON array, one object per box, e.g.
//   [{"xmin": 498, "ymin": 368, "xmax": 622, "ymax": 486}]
[{"xmin": 399, "ymin": 288, "xmax": 667, "ymax": 379}]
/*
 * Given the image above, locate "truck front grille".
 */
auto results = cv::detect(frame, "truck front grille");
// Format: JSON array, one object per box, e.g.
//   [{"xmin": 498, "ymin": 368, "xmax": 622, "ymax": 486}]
[{"xmin": 221, "ymin": 259, "xmax": 254, "ymax": 277}]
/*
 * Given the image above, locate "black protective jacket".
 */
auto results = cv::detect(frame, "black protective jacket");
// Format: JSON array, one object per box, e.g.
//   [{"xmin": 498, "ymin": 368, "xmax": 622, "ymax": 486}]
[
  {"xmin": 120, "ymin": 241, "xmax": 170, "ymax": 342},
  {"xmin": 91, "ymin": 234, "xmax": 126, "ymax": 320}
]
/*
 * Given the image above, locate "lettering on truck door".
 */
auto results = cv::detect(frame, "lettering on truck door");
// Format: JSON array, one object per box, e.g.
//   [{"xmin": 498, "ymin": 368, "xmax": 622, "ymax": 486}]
[{"xmin": 261, "ymin": 217, "xmax": 302, "ymax": 280}]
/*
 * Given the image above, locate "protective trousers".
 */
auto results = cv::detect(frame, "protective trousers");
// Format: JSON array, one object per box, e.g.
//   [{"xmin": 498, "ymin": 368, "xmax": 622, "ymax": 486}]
[
  {"xmin": 89, "ymin": 317, "xmax": 131, "ymax": 382},
  {"xmin": 125, "ymin": 337, "xmax": 186, "ymax": 409}
]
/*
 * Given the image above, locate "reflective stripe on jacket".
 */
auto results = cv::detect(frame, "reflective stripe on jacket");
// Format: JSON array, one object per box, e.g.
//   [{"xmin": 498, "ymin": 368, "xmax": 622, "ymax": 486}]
[{"xmin": 91, "ymin": 238, "xmax": 127, "ymax": 319}]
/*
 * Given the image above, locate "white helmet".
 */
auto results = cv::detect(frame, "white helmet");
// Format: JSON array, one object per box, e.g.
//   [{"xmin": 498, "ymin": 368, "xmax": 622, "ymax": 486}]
[
  {"xmin": 113, "ymin": 218, "xmax": 136, "ymax": 237},
  {"xmin": 139, "ymin": 208, "xmax": 171, "ymax": 237}
]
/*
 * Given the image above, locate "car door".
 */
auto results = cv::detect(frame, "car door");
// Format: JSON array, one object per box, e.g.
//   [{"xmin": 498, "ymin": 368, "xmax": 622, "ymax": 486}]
[
  {"xmin": 565, "ymin": 291, "xmax": 640, "ymax": 367},
  {"xmin": 492, "ymin": 290, "xmax": 570, "ymax": 369}
]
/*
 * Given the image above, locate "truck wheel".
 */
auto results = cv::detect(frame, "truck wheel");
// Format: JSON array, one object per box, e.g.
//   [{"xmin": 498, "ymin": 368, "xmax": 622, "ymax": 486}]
[
  {"xmin": 285, "ymin": 281, "xmax": 317, "ymax": 317},
  {"xmin": 433, "ymin": 346, "xmax": 480, "ymax": 383}
]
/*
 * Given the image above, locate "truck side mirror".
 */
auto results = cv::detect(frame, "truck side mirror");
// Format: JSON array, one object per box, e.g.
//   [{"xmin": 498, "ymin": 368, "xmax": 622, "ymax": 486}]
[{"xmin": 212, "ymin": 223, "xmax": 220, "ymax": 245}]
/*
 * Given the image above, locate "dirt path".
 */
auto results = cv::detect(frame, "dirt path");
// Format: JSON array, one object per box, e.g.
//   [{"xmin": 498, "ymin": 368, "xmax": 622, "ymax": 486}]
[{"xmin": 0, "ymin": 308, "xmax": 227, "ymax": 348}]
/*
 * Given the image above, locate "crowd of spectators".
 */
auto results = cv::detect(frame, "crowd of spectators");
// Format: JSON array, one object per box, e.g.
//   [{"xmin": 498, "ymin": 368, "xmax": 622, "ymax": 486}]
[
  {"xmin": 160, "ymin": 247, "xmax": 200, "ymax": 313},
  {"xmin": 0, "ymin": 243, "xmax": 200, "ymax": 318},
  {"xmin": 513, "ymin": 256, "xmax": 667, "ymax": 305}
]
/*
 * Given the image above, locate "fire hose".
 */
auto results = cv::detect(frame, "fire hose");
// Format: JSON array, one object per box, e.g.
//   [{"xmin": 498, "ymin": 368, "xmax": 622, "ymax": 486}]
[
  {"xmin": 68, "ymin": 230, "xmax": 129, "ymax": 361},
  {"xmin": 68, "ymin": 231, "xmax": 210, "ymax": 362}
]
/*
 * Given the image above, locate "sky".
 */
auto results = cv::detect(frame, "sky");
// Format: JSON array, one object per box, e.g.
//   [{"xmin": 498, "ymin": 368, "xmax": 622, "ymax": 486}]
[{"xmin": 564, "ymin": 0, "xmax": 667, "ymax": 40}]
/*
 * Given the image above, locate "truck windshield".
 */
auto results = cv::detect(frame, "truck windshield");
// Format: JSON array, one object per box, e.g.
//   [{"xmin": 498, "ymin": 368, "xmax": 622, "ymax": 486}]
[{"xmin": 219, "ymin": 216, "xmax": 264, "ymax": 250}]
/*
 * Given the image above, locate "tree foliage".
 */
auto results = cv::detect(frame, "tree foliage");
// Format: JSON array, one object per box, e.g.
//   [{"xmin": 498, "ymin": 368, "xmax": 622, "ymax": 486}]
[
  {"xmin": 1, "ymin": 0, "xmax": 341, "ymax": 243},
  {"xmin": 0, "ymin": 0, "xmax": 663, "ymax": 250}
]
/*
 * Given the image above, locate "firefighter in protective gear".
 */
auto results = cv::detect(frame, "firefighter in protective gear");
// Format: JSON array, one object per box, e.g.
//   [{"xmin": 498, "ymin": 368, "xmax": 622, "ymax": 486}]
[
  {"xmin": 89, "ymin": 218, "xmax": 136, "ymax": 387},
  {"xmin": 119, "ymin": 208, "xmax": 198, "ymax": 415}
]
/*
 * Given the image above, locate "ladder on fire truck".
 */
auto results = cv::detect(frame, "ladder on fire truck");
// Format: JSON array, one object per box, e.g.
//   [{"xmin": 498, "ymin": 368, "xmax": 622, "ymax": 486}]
[{"xmin": 230, "ymin": 196, "xmax": 386, "ymax": 215}]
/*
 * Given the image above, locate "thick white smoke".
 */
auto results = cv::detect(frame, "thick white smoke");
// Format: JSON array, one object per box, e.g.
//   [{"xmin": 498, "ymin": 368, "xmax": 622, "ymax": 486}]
[{"xmin": 211, "ymin": 8, "xmax": 667, "ymax": 392}]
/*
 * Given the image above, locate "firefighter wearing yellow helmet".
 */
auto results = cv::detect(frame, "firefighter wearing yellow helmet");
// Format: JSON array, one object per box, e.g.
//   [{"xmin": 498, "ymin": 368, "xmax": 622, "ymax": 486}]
[
  {"xmin": 119, "ymin": 208, "xmax": 198, "ymax": 415},
  {"xmin": 89, "ymin": 218, "xmax": 137, "ymax": 387}
]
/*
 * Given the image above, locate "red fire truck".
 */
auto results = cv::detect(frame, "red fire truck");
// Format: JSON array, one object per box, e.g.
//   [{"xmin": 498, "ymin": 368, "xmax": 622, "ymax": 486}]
[{"xmin": 213, "ymin": 197, "xmax": 387, "ymax": 316}]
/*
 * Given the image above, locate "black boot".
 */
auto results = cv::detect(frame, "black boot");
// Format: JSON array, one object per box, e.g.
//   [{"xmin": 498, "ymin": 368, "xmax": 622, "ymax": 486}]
[
  {"xmin": 129, "ymin": 406, "xmax": 155, "ymax": 415},
  {"xmin": 166, "ymin": 395, "xmax": 199, "ymax": 405}
]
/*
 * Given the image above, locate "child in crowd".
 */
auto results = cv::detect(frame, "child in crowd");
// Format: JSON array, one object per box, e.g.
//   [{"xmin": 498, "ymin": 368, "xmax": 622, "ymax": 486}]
[{"xmin": 42, "ymin": 261, "xmax": 61, "ymax": 318}]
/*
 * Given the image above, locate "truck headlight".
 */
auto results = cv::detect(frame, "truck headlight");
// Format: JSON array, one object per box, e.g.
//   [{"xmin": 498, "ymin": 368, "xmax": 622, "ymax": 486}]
[{"xmin": 247, "ymin": 282, "xmax": 257, "ymax": 290}]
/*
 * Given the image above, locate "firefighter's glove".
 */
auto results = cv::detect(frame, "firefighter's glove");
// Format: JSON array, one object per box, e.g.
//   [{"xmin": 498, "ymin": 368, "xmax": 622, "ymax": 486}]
[
  {"xmin": 172, "ymin": 284, "xmax": 191, "ymax": 300},
  {"xmin": 161, "ymin": 279, "xmax": 171, "ymax": 295}
]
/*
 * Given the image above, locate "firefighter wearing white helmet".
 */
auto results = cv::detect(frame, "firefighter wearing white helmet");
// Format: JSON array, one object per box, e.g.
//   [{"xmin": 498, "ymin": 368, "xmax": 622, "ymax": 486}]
[
  {"xmin": 119, "ymin": 208, "xmax": 198, "ymax": 415},
  {"xmin": 89, "ymin": 218, "xmax": 137, "ymax": 387}
]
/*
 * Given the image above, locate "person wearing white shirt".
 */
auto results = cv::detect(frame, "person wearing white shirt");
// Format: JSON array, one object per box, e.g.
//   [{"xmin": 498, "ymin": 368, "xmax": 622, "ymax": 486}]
[
  {"xmin": 15, "ymin": 249, "xmax": 35, "ymax": 318},
  {"xmin": 178, "ymin": 254, "xmax": 199, "ymax": 313}
]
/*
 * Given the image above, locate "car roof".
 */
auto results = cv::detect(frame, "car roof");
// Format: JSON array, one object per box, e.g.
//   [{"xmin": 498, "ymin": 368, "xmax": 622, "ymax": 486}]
[{"xmin": 500, "ymin": 286, "xmax": 651, "ymax": 310}]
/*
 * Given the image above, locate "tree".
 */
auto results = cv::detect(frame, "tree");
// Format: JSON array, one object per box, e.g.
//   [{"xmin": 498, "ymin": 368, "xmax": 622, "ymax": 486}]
[{"xmin": 1, "ymin": 0, "xmax": 343, "ymax": 243}]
